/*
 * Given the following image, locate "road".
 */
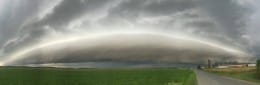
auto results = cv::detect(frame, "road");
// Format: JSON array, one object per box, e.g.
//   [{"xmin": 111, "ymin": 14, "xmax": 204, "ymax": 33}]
[{"xmin": 195, "ymin": 70, "xmax": 259, "ymax": 85}]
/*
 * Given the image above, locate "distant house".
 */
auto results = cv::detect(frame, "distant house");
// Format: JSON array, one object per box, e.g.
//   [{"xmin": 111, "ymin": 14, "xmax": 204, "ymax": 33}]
[
  {"xmin": 216, "ymin": 66, "xmax": 228, "ymax": 69},
  {"xmin": 215, "ymin": 63, "xmax": 256, "ymax": 69},
  {"xmin": 248, "ymin": 64, "xmax": 256, "ymax": 67}
]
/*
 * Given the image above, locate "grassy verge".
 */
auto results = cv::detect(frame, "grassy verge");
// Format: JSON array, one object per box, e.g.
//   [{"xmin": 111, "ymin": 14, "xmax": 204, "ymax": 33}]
[
  {"xmin": 183, "ymin": 72, "xmax": 197, "ymax": 85},
  {"xmin": 204, "ymin": 67, "xmax": 260, "ymax": 84},
  {"xmin": 0, "ymin": 67, "xmax": 197, "ymax": 85}
]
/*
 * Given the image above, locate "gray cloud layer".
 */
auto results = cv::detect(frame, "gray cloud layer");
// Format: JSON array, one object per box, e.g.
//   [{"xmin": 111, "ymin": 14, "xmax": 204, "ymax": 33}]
[
  {"xmin": 5, "ymin": 33, "xmax": 251, "ymax": 65},
  {"xmin": 0, "ymin": 0, "xmax": 257, "ymax": 65}
]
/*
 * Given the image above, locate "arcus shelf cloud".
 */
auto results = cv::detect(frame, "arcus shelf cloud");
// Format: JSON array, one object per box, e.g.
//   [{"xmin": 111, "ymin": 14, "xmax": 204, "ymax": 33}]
[
  {"xmin": 0, "ymin": 0, "xmax": 258, "ymax": 66},
  {"xmin": 0, "ymin": 31, "xmax": 253, "ymax": 66}
]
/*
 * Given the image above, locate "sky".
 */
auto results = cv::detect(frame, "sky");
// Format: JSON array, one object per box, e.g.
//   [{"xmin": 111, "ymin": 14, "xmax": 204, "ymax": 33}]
[{"xmin": 0, "ymin": 0, "xmax": 259, "ymax": 66}]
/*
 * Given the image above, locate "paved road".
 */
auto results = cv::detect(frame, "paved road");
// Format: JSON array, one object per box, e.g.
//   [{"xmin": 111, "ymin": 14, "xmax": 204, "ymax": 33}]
[{"xmin": 195, "ymin": 70, "xmax": 259, "ymax": 85}]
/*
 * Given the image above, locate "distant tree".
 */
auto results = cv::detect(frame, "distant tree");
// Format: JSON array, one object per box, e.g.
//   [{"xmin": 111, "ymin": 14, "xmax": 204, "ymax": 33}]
[
  {"xmin": 257, "ymin": 59, "xmax": 260, "ymax": 78},
  {"xmin": 197, "ymin": 65, "xmax": 201, "ymax": 69}
]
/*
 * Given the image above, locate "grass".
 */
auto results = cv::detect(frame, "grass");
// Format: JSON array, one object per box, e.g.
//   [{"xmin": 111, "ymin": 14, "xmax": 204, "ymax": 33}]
[
  {"xmin": 205, "ymin": 67, "xmax": 260, "ymax": 84},
  {"xmin": 0, "ymin": 67, "xmax": 197, "ymax": 85}
]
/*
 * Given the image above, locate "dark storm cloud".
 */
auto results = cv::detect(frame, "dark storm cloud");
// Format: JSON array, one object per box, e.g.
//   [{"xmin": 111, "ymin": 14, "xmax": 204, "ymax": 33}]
[
  {"xmin": 6, "ymin": 34, "xmax": 251, "ymax": 65},
  {"xmin": 0, "ymin": 0, "xmax": 46, "ymax": 54},
  {"xmin": 98, "ymin": 0, "xmax": 251, "ymax": 50},
  {"xmin": 246, "ymin": 1, "xmax": 260, "ymax": 57},
  {"xmin": 185, "ymin": 19, "xmax": 217, "ymax": 34},
  {"xmin": 5, "ymin": 0, "xmax": 250, "ymax": 47},
  {"xmin": 0, "ymin": 0, "xmax": 255, "ymax": 65},
  {"xmin": 197, "ymin": 0, "xmax": 251, "ymax": 44},
  {"xmin": 108, "ymin": 0, "xmax": 195, "ymax": 17},
  {"xmin": 21, "ymin": 0, "xmax": 110, "ymax": 33},
  {"xmin": 101, "ymin": 0, "xmax": 196, "ymax": 26},
  {"xmin": 36, "ymin": 0, "xmax": 109, "ymax": 27},
  {"xmin": 0, "ymin": 0, "xmax": 41, "ymax": 46},
  {"xmin": 2, "ymin": 0, "xmax": 111, "ymax": 54}
]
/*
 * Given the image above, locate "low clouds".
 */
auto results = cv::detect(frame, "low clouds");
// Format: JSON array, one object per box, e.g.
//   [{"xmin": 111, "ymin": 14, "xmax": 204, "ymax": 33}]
[
  {"xmin": 35, "ymin": 0, "xmax": 110, "ymax": 27},
  {"xmin": 2, "ymin": 33, "xmax": 251, "ymax": 65},
  {"xmin": 0, "ymin": 0, "xmax": 256, "ymax": 65}
]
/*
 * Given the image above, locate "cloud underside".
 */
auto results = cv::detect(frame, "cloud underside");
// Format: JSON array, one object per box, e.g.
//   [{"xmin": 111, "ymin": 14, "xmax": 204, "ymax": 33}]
[
  {"xmin": 0, "ymin": 0, "xmax": 254, "ymax": 65},
  {"xmin": 6, "ymin": 33, "xmax": 250, "ymax": 65}
]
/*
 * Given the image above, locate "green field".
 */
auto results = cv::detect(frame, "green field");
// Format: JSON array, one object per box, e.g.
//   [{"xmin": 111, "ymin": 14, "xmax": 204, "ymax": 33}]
[{"xmin": 0, "ymin": 67, "xmax": 197, "ymax": 85}]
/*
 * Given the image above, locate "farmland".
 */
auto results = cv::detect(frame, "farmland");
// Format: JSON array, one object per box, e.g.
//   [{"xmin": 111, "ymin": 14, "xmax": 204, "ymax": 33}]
[
  {"xmin": 0, "ymin": 67, "xmax": 197, "ymax": 85},
  {"xmin": 205, "ymin": 67, "xmax": 260, "ymax": 84}
]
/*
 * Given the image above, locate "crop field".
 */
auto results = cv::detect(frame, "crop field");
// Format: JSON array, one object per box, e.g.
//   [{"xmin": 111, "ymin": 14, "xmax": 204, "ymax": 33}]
[
  {"xmin": 205, "ymin": 67, "xmax": 260, "ymax": 84},
  {"xmin": 0, "ymin": 67, "xmax": 196, "ymax": 85}
]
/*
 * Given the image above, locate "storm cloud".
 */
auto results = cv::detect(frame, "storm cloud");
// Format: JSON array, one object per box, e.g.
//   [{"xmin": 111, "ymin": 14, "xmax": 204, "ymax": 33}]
[
  {"xmin": 1, "ymin": 32, "xmax": 251, "ymax": 65},
  {"xmin": 0, "ymin": 0, "xmax": 257, "ymax": 66}
]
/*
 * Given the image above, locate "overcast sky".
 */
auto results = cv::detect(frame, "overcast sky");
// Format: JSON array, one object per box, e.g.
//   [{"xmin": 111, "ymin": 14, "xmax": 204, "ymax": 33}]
[{"xmin": 0, "ymin": 0, "xmax": 259, "ymax": 65}]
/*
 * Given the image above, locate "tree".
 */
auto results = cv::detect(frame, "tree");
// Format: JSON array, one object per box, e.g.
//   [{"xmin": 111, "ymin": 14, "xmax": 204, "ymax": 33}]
[{"xmin": 257, "ymin": 59, "xmax": 260, "ymax": 78}]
